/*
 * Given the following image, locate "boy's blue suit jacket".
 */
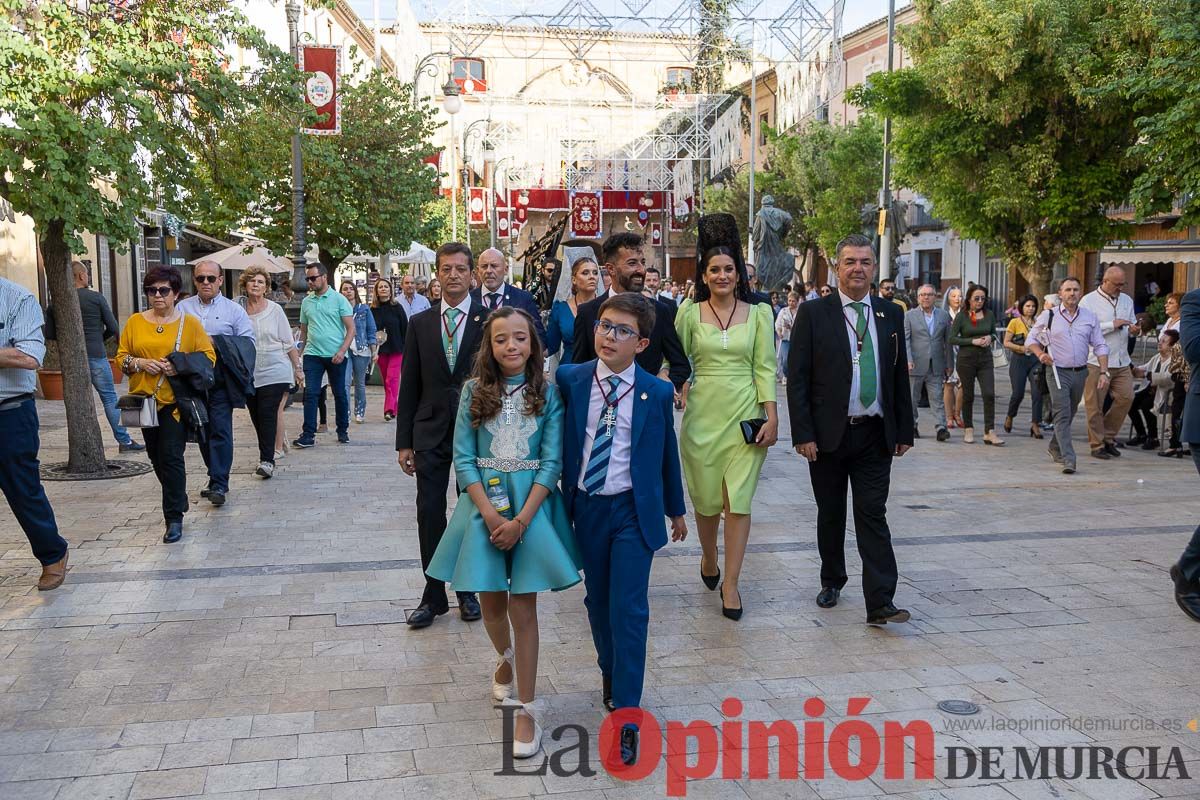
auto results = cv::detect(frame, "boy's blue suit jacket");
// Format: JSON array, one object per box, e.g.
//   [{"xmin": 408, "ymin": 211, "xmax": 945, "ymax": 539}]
[{"xmin": 556, "ymin": 360, "xmax": 686, "ymax": 551}]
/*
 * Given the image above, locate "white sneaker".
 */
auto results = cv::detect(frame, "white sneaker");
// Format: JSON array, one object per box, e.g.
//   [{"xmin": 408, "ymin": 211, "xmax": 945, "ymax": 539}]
[
  {"xmin": 355, "ymin": 414, "xmax": 365, "ymax": 424},
  {"xmin": 503, "ymin": 697, "xmax": 543, "ymax": 760},
  {"xmin": 274, "ymin": 449, "xmax": 286, "ymax": 461},
  {"xmin": 492, "ymin": 648, "xmax": 515, "ymax": 701},
  {"xmin": 255, "ymin": 461, "xmax": 274, "ymax": 479}
]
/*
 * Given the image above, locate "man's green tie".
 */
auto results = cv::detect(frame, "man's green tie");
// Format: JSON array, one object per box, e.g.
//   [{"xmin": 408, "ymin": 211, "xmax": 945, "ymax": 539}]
[
  {"xmin": 442, "ymin": 307, "xmax": 462, "ymax": 369},
  {"xmin": 852, "ymin": 302, "xmax": 877, "ymax": 408}
]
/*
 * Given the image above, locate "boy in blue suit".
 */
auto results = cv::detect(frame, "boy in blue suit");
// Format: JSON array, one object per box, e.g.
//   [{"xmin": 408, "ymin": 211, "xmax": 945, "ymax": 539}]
[{"xmin": 557, "ymin": 293, "xmax": 688, "ymax": 766}]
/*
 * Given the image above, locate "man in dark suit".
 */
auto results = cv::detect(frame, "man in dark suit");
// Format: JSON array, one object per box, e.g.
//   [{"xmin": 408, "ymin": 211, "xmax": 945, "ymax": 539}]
[
  {"xmin": 572, "ymin": 232, "xmax": 690, "ymax": 390},
  {"xmin": 787, "ymin": 233, "xmax": 914, "ymax": 624},
  {"xmin": 1171, "ymin": 287, "xmax": 1200, "ymax": 622},
  {"xmin": 396, "ymin": 242, "xmax": 487, "ymax": 628},
  {"xmin": 471, "ymin": 247, "xmax": 547, "ymax": 344}
]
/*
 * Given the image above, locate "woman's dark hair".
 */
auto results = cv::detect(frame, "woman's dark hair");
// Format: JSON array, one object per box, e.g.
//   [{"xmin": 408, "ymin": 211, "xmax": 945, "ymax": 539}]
[
  {"xmin": 1017, "ymin": 294, "xmax": 1039, "ymax": 316},
  {"xmin": 966, "ymin": 283, "xmax": 989, "ymax": 304},
  {"xmin": 468, "ymin": 307, "xmax": 547, "ymax": 428},
  {"xmin": 143, "ymin": 266, "xmax": 182, "ymax": 295},
  {"xmin": 693, "ymin": 246, "xmax": 752, "ymax": 304},
  {"xmin": 1160, "ymin": 329, "xmax": 1180, "ymax": 346}
]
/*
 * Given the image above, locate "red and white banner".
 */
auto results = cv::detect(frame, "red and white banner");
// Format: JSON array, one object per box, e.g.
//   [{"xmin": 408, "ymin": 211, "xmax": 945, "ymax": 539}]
[
  {"xmin": 299, "ymin": 45, "xmax": 341, "ymax": 135},
  {"xmin": 569, "ymin": 190, "xmax": 602, "ymax": 238},
  {"xmin": 468, "ymin": 187, "xmax": 488, "ymax": 227},
  {"xmin": 496, "ymin": 209, "xmax": 511, "ymax": 239},
  {"xmin": 649, "ymin": 222, "xmax": 663, "ymax": 247}
]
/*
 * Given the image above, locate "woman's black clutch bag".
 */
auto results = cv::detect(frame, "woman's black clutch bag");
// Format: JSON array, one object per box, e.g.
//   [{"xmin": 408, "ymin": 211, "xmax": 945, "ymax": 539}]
[{"xmin": 740, "ymin": 418, "xmax": 767, "ymax": 444}]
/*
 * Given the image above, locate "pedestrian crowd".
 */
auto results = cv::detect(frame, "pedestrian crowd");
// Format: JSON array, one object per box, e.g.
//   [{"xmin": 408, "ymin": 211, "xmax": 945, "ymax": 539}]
[{"xmin": 2, "ymin": 224, "xmax": 1199, "ymax": 767}]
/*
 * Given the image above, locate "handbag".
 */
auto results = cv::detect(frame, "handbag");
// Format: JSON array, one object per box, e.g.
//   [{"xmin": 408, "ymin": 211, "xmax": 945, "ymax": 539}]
[
  {"xmin": 117, "ymin": 316, "xmax": 184, "ymax": 429},
  {"xmin": 740, "ymin": 417, "xmax": 767, "ymax": 444}
]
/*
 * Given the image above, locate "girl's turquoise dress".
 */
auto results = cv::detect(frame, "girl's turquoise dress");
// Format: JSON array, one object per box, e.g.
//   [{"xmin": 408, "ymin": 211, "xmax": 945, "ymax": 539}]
[{"xmin": 427, "ymin": 376, "xmax": 581, "ymax": 594}]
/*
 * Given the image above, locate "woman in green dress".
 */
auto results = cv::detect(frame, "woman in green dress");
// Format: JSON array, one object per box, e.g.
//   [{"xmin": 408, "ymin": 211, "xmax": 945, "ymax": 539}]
[{"xmin": 676, "ymin": 214, "xmax": 779, "ymax": 620}]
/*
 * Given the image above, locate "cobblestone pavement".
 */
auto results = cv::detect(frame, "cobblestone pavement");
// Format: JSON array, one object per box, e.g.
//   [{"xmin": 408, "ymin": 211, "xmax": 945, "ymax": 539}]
[{"xmin": 2, "ymin": 381, "xmax": 1198, "ymax": 800}]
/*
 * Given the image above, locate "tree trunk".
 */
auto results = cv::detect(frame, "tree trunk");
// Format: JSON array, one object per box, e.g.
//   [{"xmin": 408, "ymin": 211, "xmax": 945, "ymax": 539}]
[
  {"xmin": 41, "ymin": 220, "xmax": 107, "ymax": 474},
  {"xmin": 1017, "ymin": 261, "xmax": 1054, "ymax": 301},
  {"xmin": 318, "ymin": 247, "xmax": 340, "ymax": 275}
]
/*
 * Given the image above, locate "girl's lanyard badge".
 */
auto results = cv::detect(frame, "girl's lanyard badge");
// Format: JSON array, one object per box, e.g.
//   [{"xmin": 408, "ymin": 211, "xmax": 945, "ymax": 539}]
[
  {"xmin": 501, "ymin": 382, "xmax": 526, "ymax": 426},
  {"xmin": 594, "ymin": 371, "xmax": 636, "ymax": 437}
]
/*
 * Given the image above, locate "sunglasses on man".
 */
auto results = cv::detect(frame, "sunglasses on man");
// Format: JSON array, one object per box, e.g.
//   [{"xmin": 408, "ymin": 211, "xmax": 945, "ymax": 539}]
[{"xmin": 194, "ymin": 275, "xmax": 219, "ymax": 284}]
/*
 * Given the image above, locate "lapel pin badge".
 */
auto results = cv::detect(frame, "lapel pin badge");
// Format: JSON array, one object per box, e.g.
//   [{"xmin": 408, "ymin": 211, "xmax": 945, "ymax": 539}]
[
  {"xmin": 876, "ymin": 311, "xmax": 885, "ymax": 318},
  {"xmin": 640, "ymin": 392, "xmax": 648, "ymax": 400}
]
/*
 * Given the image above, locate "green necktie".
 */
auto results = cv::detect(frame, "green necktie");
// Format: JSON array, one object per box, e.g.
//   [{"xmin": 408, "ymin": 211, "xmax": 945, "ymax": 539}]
[
  {"xmin": 442, "ymin": 307, "xmax": 462, "ymax": 369},
  {"xmin": 852, "ymin": 302, "xmax": 877, "ymax": 408}
]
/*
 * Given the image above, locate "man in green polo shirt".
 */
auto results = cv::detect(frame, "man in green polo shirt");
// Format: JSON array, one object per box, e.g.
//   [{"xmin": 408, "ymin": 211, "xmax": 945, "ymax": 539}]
[{"xmin": 294, "ymin": 264, "xmax": 355, "ymax": 447}]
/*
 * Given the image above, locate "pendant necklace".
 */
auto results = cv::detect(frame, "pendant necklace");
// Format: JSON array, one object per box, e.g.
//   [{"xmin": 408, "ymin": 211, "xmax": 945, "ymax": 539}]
[
  {"xmin": 501, "ymin": 381, "xmax": 526, "ymax": 426},
  {"xmin": 708, "ymin": 299, "xmax": 738, "ymax": 350},
  {"xmin": 152, "ymin": 312, "xmax": 175, "ymax": 335}
]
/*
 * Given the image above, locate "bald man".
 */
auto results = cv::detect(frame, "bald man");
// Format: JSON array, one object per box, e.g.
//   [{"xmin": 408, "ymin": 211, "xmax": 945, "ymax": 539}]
[
  {"xmin": 1079, "ymin": 267, "xmax": 1139, "ymax": 459},
  {"xmin": 470, "ymin": 247, "xmax": 547, "ymax": 344}
]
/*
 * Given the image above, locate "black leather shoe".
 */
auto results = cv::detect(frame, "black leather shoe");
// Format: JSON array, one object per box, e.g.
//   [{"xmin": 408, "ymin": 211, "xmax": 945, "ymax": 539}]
[
  {"xmin": 1103, "ymin": 442, "xmax": 1121, "ymax": 457},
  {"xmin": 406, "ymin": 602, "xmax": 448, "ymax": 628},
  {"xmin": 816, "ymin": 586, "xmax": 840, "ymax": 608},
  {"xmin": 866, "ymin": 604, "xmax": 911, "ymax": 624},
  {"xmin": 162, "ymin": 522, "xmax": 183, "ymax": 544},
  {"xmin": 458, "ymin": 592, "xmax": 482, "ymax": 621},
  {"xmin": 700, "ymin": 562, "xmax": 720, "ymax": 591},
  {"xmin": 199, "ymin": 487, "xmax": 212, "ymax": 498},
  {"xmin": 1170, "ymin": 565, "xmax": 1200, "ymax": 623},
  {"xmin": 1125, "ymin": 434, "xmax": 1146, "ymax": 447},
  {"xmin": 1090, "ymin": 448, "xmax": 1111, "ymax": 460},
  {"xmin": 1142, "ymin": 438, "xmax": 1160, "ymax": 450},
  {"xmin": 209, "ymin": 490, "xmax": 226, "ymax": 507},
  {"xmin": 602, "ymin": 674, "xmax": 615, "ymax": 712},
  {"xmin": 619, "ymin": 724, "xmax": 639, "ymax": 766},
  {"xmin": 936, "ymin": 427, "xmax": 950, "ymax": 442},
  {"xmin": 719, "ymin": 583, "xmax": 743, "ymax": 621}
]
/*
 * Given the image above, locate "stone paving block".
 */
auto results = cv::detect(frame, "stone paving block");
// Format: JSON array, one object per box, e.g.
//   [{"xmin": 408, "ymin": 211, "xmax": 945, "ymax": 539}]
[
  {"xmin": 204, "ymin": 760, "xmax": 279, "ymax": 794},
  {"xmin": 55, "ymin": 772, "xmax": 138, "ymax": 800},
  {"xmin": 160, "ymin": 739, "xmax": 233, "ymax": 770},
  {"xmin": 86, "ymin": 744, "xmax": 164, "ymax": 775},
  {"xmin": 231, "ymin": 735, "xmax": 299, "ymax": 763},
  {"xmin": 275, "ymin": 755, "xmax": 348, "ymax": 788},
  {"xmin": 187, "ymin": 716, "xmax": 255, "ymax": 742},
  {"xmin": 129, "ymin": 767, "xmax": 210, "ymax": 800},
  {"xmin": 297, "ymin": 730, "xmax": 364, "ymax": 758}
]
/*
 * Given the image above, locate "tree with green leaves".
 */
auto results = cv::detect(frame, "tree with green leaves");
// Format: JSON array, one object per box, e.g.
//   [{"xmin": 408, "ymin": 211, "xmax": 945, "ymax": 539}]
[
  {"xmin": 1126, "ymin": 0, "xmax": 1200, "ymax": 224},
  {"xmin": 0, "ymin": 0, "xmax": 270, "ymax": 474},
  {"xmin": 189, "ymin": 63, "xmax": 441, "ymax": 273},
  {"xmin": 853, "ymin": 0, "xmax": 1156, "ymax": 298}
]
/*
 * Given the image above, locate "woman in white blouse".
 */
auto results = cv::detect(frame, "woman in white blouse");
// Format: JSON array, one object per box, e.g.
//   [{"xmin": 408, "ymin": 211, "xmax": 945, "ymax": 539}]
[{"xmin": 239, "ymin": 266, "xmax": 303, "ymax": 478}]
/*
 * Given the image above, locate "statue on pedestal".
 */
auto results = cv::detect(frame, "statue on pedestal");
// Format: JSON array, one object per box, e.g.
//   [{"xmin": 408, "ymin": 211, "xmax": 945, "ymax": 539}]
[{"xmin": 751, "ymin": 195, "xmax": 794, "ymax": 290}]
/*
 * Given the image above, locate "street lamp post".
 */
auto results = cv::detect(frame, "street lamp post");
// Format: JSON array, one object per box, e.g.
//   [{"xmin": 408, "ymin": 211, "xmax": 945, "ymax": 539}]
[
  {"xmin": 413, "ymin": 51, "xmax": 451, "ymax": 102},
  {"xmin": 285, "ymin": 0, "xmax": 307, "ymax": 272},
  {"xmin": 481, "ymin": 142, "xmax": 497, "ymax": 249},
  {"xmin": 879, "ymin": 0, "xmax": 896, "ymax": 280},
  {"xmin": 442, "ymin": 79, "xmax": 462, "ymax": 240}
]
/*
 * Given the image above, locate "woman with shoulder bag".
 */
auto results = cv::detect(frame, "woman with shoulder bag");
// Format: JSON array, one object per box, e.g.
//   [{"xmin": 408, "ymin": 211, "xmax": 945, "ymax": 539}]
[
  {"xmin": 241, "ymin": 266, "xmax": 303, "ymax": 479},
  {"xmin": 116, "ymin": 267, "xmax": 215, "ymax": 544},
  {"xmin": 1002, "ymin": 294, "xmax": 1044, "ymax": 438}
]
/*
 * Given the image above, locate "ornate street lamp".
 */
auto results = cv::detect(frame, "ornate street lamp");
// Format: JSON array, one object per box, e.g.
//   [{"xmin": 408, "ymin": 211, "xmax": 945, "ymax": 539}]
[
  {"xmin": 285, "ymin": 0, "xmax": 307, "ymax": 271},
  {"xmin": 442, "ymin": 79, "xmax": 462, "ymax": 240}
]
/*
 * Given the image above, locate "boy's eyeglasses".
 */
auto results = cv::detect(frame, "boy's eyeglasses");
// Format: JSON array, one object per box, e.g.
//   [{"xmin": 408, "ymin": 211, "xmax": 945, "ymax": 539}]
[
  {"xmin": 594, "ymin": 320, "xmax": 639, "ymax": 342},
  {"xmin": 145, "ymin": 286, "xmax": 173, "ymax": 297}
]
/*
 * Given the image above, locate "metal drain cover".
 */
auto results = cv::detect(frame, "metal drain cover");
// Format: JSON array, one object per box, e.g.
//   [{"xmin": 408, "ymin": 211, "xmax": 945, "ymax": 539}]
[{"xmin": 937, "ymin": 700, "xmax": 981, "ymax": 715}]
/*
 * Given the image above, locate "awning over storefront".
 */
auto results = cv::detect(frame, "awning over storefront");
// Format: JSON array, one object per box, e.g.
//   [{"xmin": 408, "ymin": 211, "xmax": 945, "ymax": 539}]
[{"xmin": 1099, "ymin": 247, "xmax": 1200, "ymax": 266}]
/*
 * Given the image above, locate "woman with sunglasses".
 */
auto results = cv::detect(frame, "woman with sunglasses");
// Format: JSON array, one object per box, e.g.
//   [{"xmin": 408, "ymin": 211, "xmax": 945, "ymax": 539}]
[
  {"xmin": 949, "ymin": 284, "xmax": 1004, "ymax": 445},
  {"xmin": 116, "ymin": 267, "xmax": 215, "ymax": 543}
]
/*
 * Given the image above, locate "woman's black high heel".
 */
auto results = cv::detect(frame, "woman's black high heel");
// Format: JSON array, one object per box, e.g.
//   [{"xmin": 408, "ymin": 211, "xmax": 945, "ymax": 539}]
[
  {"xmin": 719, "ymin": 583, "xmax": 743, "ymax": 621},
  {"xmin": 700, "ymin": 562, "xmax": 720, "ymax": 591},
  {"xmin": 1029, "ymin": 422, "xmax": 1043, "ymax": 440}
]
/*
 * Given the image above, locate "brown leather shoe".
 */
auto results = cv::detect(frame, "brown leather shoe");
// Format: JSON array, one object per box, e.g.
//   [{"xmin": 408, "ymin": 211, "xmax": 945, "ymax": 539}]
[{"xmin": 37, "ymin": 550, "xmax": 68, "ymax": 591}]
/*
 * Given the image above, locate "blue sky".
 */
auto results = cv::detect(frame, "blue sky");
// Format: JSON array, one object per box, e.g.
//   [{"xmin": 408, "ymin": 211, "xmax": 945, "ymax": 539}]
[{"xmin": 348, "ymin": 1, "xmax": 895, "ymax": 36}]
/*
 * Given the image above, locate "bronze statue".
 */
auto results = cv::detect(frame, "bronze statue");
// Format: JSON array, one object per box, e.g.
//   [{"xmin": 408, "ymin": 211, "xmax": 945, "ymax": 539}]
[{"xmin": 751, "ymin": 195, "xmax": 794, "ymax": 290}]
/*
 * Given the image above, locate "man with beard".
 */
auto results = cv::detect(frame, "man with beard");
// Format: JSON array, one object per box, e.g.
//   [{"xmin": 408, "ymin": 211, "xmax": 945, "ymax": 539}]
[{"xmin": 572, "ymin": 233, "xmax": 689, "ymax": 391}]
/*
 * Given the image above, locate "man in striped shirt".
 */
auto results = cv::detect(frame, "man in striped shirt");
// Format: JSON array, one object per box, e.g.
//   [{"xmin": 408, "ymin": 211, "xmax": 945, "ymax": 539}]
[{"xmin": 0, "ymin": 277, "xmax": 68, "ymax": 590}]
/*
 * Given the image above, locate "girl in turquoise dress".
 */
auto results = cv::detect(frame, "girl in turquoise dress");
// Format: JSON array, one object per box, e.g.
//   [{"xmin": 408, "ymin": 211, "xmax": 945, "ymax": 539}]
[{"xmin": 427, "ymin": 307, "xmax": 579, "ymax": 760}]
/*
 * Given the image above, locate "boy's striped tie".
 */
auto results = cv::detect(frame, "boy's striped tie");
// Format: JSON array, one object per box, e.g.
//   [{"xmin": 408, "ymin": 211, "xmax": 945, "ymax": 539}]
[{"xmin": 583, "ymin": 376, "xmax": 623, "ymax": 494}]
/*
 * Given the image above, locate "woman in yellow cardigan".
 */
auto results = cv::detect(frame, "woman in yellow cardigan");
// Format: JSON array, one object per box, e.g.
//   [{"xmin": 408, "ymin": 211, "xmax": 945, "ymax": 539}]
[{"xmin": 116, "ymin": 267, "xmax": 215, "ymax": 543}]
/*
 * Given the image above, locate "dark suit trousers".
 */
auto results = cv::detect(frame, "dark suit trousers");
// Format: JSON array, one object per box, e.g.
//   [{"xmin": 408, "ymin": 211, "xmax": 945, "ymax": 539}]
[
  {"xmin": 415, "ymin": 436, "xmax": 455, "ymax": 606},
  {"xmin": 0, "ymin": 399, "xmax": 68, "ymax": 566},
  {"xmin": 807, "ymin": 416, "xmax": 899, "ymax": 611},
  {"xmin": 1179, "ymin": 449, "xmax": 1200, "ymax": 586}
]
